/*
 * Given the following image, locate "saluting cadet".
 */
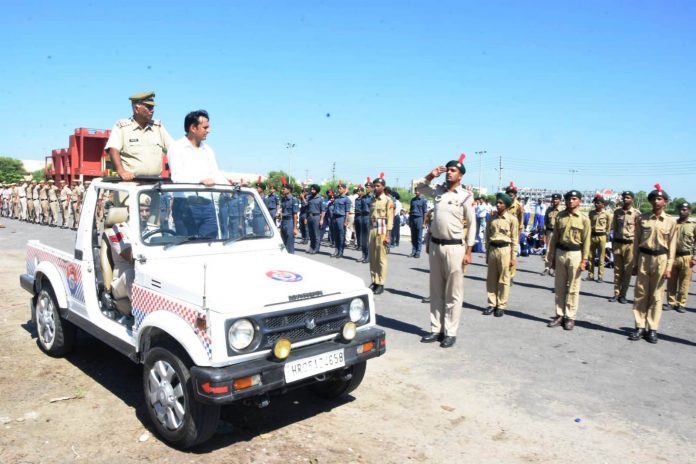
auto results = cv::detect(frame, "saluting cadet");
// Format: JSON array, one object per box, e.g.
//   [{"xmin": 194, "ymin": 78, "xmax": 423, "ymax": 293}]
[
  {"xmin": 629, "ymin": 184, "xmax": 677, "ymax": 344},
  {"xmin": 279, "ymin": 178, "xmax": 300, "ymax": 254},
  {"xmin": 39, "ymin": 181, "xmax": 49, "ymax": 225},
  {"xmin": 59, "ymin": 180, "xmax": 70, "ymax": 228},
  {"xmin": 48, "ymin": 179, "xmax": 59, "ymax": 226},
  {"xmin": 368, "ymin": 173, "xmax": 394, "ymax": 295},
  {"xmin": 666, "ymin": 202, "xmax": 695, "ymax": 313},
  {"xmin": 331, "ymin": 182, "xmax": 352, "ymax": 258},
  {"xmin": 542, "ymin": 193, "xmax": 563, "ymax": 275},
  {"xmin": 409, "ymin": 187, "xmax": 428, "ymax": 258},
  {"xmin": 306, "ymin": 184, "xmax": 325, "ymax": 254},
  {"xmin": 586, "ymin": 194, "xmax": 612, "ymax": 282},
  {"xmin": 547, "ymin": 190, "xmax": 591, "ymax": 331},
  {"xmin": 26, "ymin": 181, "xmax": 36, "ymax": 222},
  {"xmin": 71, "ymin": 181, "xmax": 81, "ymax": 229},
  {"xmin": 32, "ymin": 180, "xmax": 41, "ymax": 223},
  {"xmin": 505, "ymin": 182, "xmax": 524, "ymax": 279},
  {"xmin": 106, "ymin": 91, "xmax": 173, "ymax": 181},
  {"xmin": 484, "ymin": 192, "xmax": 519, "ymax": 317},
  {"xmin": 354, "ymin": 184, "xmax": 370, "ymax": 262},
  {"xmin": 17, "ymin": 181, "xmax": 27, "ymax": 221},
  {"xmin": 608, "ymin": 191, "xmax": 640, "ymax": 303},
  {"xmin": 417, "ymin": 155, "xmax": 476, "ymax": 348}
]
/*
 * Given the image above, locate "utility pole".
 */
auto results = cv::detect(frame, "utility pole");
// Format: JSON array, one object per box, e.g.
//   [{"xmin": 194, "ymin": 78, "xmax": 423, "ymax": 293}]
[
  {"xmin": 569, "ymin": 169, "xmax": 579, "ymax": 187},
  {"xmin": 305, "ymin": 169, "xmax": 309, "ymax": 183},
  {"xmin": 475, "ymin": 150, "xmax": 487, "ymax": 194},
  {"xmin": 498, "ymin": 155, "xmax": 503, "ymax": 192},
  {"xmin": 285, "ymin": 143, "xmax": 295, "ymax": 179},
  {"xmin": 331, "ymin": 162, "xmax": 336, "ymax": 182},
  {"xmin": 395, "ymin": 177, "xmax": 399, "ymax": 188}
]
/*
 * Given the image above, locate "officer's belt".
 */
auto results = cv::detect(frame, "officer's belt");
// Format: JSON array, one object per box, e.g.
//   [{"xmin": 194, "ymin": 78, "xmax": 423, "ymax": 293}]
[
  {"xmin": 676, "ymin": 251, "xmax": 692, "ymax": 257},
  {"xmin": 557, "ymin": 243, "xmax": 582, "ymax": 252},
  {"xmin": 613, "ymin": 237, "xmax": 632, "ymax": 244},
  {"xmin": 489, "ymin": 241, "xmax": 510, "ymax": 248},
  {"xmin": 49, "ymin": 200, "xmax": 58, "ymax": 203},
  {"xmin": 431, "ymin": 237, "xmax": 462, "ymax": 246},
  {"xmin": 639, "ymin": 247, "xmax": 667, "ymax": 256},
  {"xmin": 591, "ymin": 232, "xmax": 606, "ymax": 237},
  {"xmin": 281, "ymin": 215, "xmax": 294, "ymax": 220}
]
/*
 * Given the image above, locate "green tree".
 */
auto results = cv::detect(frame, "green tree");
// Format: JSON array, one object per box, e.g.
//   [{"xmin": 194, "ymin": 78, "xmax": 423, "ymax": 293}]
[
  {"xmin": 668, "ymin": 197, "xmax": 688, "ymax": 214},
  {"xmin": 0, "ymin": 156, "xmax": 28, "ymax": 183},
  {"xmin": 32, "ymin": 167, "xmax": 47, "ymax": 181}
]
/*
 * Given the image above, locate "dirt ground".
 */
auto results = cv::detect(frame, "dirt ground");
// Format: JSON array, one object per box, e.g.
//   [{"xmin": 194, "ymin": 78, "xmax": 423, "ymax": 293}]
[{"xmin": 2, "ymin": 226, "xmax": 695, "ymax": 463}]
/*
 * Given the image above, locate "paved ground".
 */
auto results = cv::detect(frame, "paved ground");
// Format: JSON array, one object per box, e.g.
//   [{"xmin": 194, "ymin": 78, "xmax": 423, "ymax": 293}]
[{"xmin": 1, "ymin": 218, "xmax": 695, "ymax": 463}]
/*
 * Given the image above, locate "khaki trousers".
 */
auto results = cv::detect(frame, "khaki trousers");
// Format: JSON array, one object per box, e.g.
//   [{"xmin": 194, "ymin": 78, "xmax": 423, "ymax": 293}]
[
  {"xmin": 19, "ymin": 197, "xmax": 27, "ymax": 220},
  {"xmin": 554, "ymin": 249, "xmax": 583, "ymax": 320},
  {"xmin": 368, "ymin": 229, "xmax": 388, "ymax": 285},
  {"xmin": 588, "ymin": 235, "xmax": 607, "ymax": 278},
  {"xmin": 612, "ymin": 242, "xmax": 634, "ymax": 298},
  {"xmin": 667, "ymin": 255, "xmax": 692, "ymax": 307},
  {"xmin": 486, "ymin": 245, "xmax": 512, "ymax": 309},
  {"xmin": 544, "ymin": 230, "xmax": 554, "ymax": 268},
  {"xmin": 27, "ymin": 198, "xmax": 34, "ymax": 221},
  {"xmin": 33, "ymin": 199, "xmax": 41, "ymax": 222},
  {"xmin": 49, "ymin": 201, "xmax": 59, "ymax": 225},
  {"xmin": 633, "ymin": 253, "xmax": 668, "ymax": 330},
  {"xmin": 40, "ymin": 200, "xmax": 49, "ymax": 224},
  {"xmin": 60, "ymin": 201, "xmax": 69, "ymax": 226},
  {"xmin": 429, "ymin": 243, "xmax": 465, "ymax": 336}
]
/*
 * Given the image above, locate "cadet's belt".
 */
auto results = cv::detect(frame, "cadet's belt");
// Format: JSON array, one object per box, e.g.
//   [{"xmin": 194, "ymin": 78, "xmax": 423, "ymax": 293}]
[
  {"xmin": 613, "ymin": 237, "xmax": 632, "ymax": 244},
  {"xmin": 281, "ymin": 215, "xmax": 293, "ymax": 220},
  {"xmin": 639, "ymin": 247, "xmax": 667, "ymax": 256},
  {"xmin": 545, "ymin": 227, "xmax": 554, "ymax": 232},
  {"xmin": 557, "ymin": 243, "xmax": 582, "ymax": 252},
  {"xmin": 676, "ymin": 251, "xmax": 692, "ymax": 257},
  {"xmin": 49, "ymin": 200, "xmax": 58, "ymax": 203},
  {"xmin": 431, "ymin": 237, "xmax": 462, "ymax": 246},
  {"xmin": 489, "ymin": 241, "xmax": 510, "ymax": 248},
  {"xmin": 333, "ymin": 214, "xmax": 345, "ymax": 218},
  {"xmin": 307, "ymin": 213, "xmax": 320, "ymax": 216},
  {"xmin": 591, "ymin": 232, "xmax": 606, "ymax": 237}
]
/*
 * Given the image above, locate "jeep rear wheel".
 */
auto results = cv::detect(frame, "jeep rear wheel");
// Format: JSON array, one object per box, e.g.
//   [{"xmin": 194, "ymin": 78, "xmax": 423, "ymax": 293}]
[
  {"xmin": 309, "ymin": 361, "xmax": 367, "ymax": 399},
  {"xmin": 35, "ymin": 287, "xmax": 75, "ymax": 357},
  {"xmin": 142, "ymin": 346, "xmax": 220, "ymax": 449}
]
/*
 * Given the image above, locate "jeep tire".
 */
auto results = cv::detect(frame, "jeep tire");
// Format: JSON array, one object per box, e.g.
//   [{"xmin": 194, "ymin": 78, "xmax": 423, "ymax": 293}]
[
  {"xmin": 142, "ymin": 345, "xmax": 220, "ymax": 448},
  {"xmin": 34, "ymin": 286, "xmax": 76, "ymax": 357}
]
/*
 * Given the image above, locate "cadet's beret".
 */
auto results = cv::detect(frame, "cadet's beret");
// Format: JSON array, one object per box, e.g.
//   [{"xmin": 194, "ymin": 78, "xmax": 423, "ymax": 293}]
[
  {"xmin": 496, "ymin": 192, "xmax": 512, "ymax": 208},
  {"xmin": 593, "ymin": 194, "xmax": 605, "ymax": 204},
  {"xmin": 551, "ymin": 193, "xmax": 561, "ymax": 200},
  {"xmin": 129, "ymin": 91, "xmax": 156, "ymax": 106},
  {"xmin": 445, "ymin": 153, "xmax": 466, "ymax": 175},
  {"xmin": 564, "ymin": 190, "xmax": 581, "ymax": 200},
  {"xmin": 392, "ymin": 191, "xmax": 400, "ymax": 200},
  {"xmin": 505, "ymin": 181, "xmax": 518, "ymax": 194},
  {"xmin": 256, "ymin": 182, "xmax": 266, "ymax": 189},
  {"xmin": 647, "ymin": 183, "xmax": 669, "ymax": 202},
  {"xmin": 337, "ymin": 181, "xmax": 347, "ymax": 189},
  {"xmin": 677, "ymin": 202, "xmax": 691, "ymax": 210},
  {"xmin": 621, "ymin": 190, "xmax": 634, "ymax": 198},
  {"xmin": 372, "ymin": 178, "xmax": 386, "ymax": 186}
]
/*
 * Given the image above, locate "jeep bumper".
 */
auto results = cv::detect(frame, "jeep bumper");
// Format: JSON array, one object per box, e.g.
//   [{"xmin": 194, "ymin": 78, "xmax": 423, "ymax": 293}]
[{"xmin": 190, "ymin": 326, "xmax": 386, "ymax": 404}]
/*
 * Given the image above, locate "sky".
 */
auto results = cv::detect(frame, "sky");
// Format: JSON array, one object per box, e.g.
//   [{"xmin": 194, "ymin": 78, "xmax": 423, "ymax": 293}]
[{"xmin": 1, "ymin": 0, "xmax": 694, "ymax": 199}]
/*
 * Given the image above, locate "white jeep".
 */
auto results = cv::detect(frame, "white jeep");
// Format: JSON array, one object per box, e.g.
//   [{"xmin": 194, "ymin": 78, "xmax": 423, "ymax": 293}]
[{"xmin": 20, "ymin": 177, "xmax": 386, "ymax": 448}]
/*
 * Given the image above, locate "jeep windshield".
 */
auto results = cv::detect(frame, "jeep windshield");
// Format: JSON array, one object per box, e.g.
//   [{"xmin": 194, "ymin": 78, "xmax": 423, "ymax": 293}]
[{"xmin": 137, "ymin": 188, "xmax": 274, "ymax": 246}]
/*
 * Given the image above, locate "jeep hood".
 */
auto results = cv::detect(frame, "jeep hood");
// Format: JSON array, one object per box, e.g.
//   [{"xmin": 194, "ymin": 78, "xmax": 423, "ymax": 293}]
[{"xmin": 138, "ymin": 251, "xmax": 366, "ymax": 312}]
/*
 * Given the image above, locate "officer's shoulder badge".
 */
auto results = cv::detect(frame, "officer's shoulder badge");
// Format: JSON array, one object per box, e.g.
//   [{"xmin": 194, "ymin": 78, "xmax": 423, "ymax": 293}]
[
  {"xmin": 151, "ymin": 119, "xmax": 162, "ymax": 127},
  {"xmin": 116, "ymin": 118, "xmax": 133, "ymax": 128}
]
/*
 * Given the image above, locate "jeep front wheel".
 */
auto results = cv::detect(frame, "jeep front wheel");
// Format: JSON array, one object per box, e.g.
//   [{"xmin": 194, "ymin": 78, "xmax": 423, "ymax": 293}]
[
  {"xmin": 142, "ymin": 346, "xmax": 220, "ymax": 449},
  {"xmin": 34, "ymin": 286, "xmax": 75, "ymax": 357}
]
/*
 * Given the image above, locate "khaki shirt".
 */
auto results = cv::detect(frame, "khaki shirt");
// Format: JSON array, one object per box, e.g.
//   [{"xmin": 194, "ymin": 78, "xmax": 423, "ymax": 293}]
[
  {"xmin": 60, "ymin": 186, "xmax": 71, "ymax": 202},
  {"xmin": 369, "ymin": 193, "xmax": 394, "ymax": 234},
  {"xmin": 589, "ymin": 209, "xmax": 611, "ymax": 234},
  {"xmin": 610, "ymin": 207, "xmax": 640, "ymax": 241},
  {"xmin": 416, "ymin": 179, "xmax": 476, "ymax": 245},
  {"xmin": 17, "ymin": 184, "xmax": 27, "ymax": 198},
  {"xmin": 633, "ymin": 211, "xmax": 677, "ymax": 268},
  {"xmin": 485, "ymin": 211, "xmax": 518, "ymax": 250},
  {"xmin": 549, "ymin": 210, "xmax": 591, "ymax": 260},
  {"xmin": 32, "ymin": 186, "xmax": 40, "ymax": 200},
  {"xmin": 48, "ymin": 186, "xmax": 58, "ymax": 201},
  {"xmin": 71, "ymin": 186, "xmax": 81, "ymax": 202},
  {"xmin": 39, "ymin": 186, "xmax": 48, "ymax": 200},
  {"xmin": 507, "ymin": 200, "xmax": 524, "ymax": 231},
  {"xmin": 106, "ymin": 117, "xmax": 173, "ymax": 176},
  {"xmin": 544, "ymin": 205, "xmax": 563, "ymax": 231},
  {"xmin": 675, "ymin": 219, "xmax": 695, "ymax": 257}
]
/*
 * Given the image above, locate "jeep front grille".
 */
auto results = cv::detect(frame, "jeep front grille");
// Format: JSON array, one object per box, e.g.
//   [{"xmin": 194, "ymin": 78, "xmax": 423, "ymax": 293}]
[{"xmin": 261, "ymin": 303, "xmax": 349, "ymax": 349}]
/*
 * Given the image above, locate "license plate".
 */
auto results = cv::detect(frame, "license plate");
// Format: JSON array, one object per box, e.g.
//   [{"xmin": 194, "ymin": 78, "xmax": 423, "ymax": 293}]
[{"xmin": 284, "ymin": 349, "xmax": 345, "ymax": 383}]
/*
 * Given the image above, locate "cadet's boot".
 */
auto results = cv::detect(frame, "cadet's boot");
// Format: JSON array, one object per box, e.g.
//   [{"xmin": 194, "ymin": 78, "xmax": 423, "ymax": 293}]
[
  {"xmin": 628, "ymin": 328, "xmax": 645, "ymax": 341},
  {"xmin": 645, "ymin": 330, "xmax": 658, "ymax": 344}
]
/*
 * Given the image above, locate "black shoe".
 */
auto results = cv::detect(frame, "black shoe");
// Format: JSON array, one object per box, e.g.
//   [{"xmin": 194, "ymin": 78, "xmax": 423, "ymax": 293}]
[
  {"xmin": 608, "ymin": 295, "xmax": 618, "ymax": 302},
  {"xmin": 618, "ymin": 296, "xmax": 627, "ymax": 304},
  {"xmin": 675, "ymin": 305, "xmax": 686, "ymax": 314},
  {"xmin": 414, "ymin": 254, "xmax": 420, "ymax": 258},
  {"xmin": 420, "ymin": 332, "xmax": 443, "ymax": 343},
  {"xmin": 421, "ymin": 297, "xmax": 431, "ymax": 303},
  {"xmin": 440, "ymin": 336, "xmax": 456, "ymax": 348},
  {"xmin": 369, "ymin": 283, "xmax": 376, "ymax": 291},
  {"xmin": 373, "ymin": 285, "xmax": 384, "ymax": 295},
  {"xmin": 645, "ymin": 330, "xmax": 658, "ymax": 344},
  {"xmin": 628, "ymin": 328, "xmax": 645, "ymax": 341},
  {"xmin": 483, "ymin": 306, "xmax": 494, "ymax": 315},
  {"xmin": 494, "ymin": 308, "xmax": 504, "ymax": 317}
]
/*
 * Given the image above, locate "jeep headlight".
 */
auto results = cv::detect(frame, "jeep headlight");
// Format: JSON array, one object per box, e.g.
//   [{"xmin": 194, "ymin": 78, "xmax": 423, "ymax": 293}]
[
  {"xmin": 228, "ymin": 319, "xmax": 255, "ymax": 351},
  {"xmin": 349, "ymin": 298, "xmax": 368, "ymax": 325}
]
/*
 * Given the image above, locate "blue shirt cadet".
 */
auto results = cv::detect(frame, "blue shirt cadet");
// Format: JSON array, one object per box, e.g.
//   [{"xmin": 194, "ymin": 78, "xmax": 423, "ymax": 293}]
[
  {"xmin": 410, "ymin": 195, "xmax": 428, "ymax": 217},
  {"xmin": 307, "ymin": 193, "xmax": 325, "ymax": 215},
  {"xmin": 264, "ymin": 192, "xmax": 279, "ymax": 215},
  {"xmin": 333, "ymin": 194, "xmax": 352, "ymax": 217},
  {"xmin": 281, "ymin": 195, "xmax": 300, "ymax": 220}
]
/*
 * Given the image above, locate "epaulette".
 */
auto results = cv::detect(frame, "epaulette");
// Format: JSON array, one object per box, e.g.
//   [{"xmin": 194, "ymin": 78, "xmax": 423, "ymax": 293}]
[
  {"xmin": 116, "ymin": 118, "xmax": 134, "ymax": 128},
  {"xmin": 151, "ymin": 119, "xmax": 162, "ymax": 127}
]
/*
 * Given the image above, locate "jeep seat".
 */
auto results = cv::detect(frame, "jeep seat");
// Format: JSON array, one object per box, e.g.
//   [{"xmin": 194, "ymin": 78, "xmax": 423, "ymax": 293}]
[{"xmin": 101, "ymin": 207, "xmax": 132, "ymax": 316}]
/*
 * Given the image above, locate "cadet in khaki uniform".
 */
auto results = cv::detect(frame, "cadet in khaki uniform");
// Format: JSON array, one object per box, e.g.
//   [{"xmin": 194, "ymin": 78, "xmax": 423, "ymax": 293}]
[
  {"xmin": 628, "ymin": 185, "xmax": 677, "ymax": 344},
  {"xmin": 11, "ymin": 184, "xmax": 19, "ymax": 219},
  {"xmin": 368, "ymin": 175, "xmax": 394, "ymax": 295},
  {"xmin": 106, "ymin": 91, "xmax": 173, "ymax": 181},
  {"xmin": 47, "ymin": 179, "xmax": 59, "ymax": 226},
  {"xmin": 484, "ymin": 192, "xmax": 518, "ymax": 317},
  {"xmin": 32, "ymin": 181, "xmax": 41, "ymax": 223},
  {"xmin": 59, "ymin": 180, "xmax": 71, "ymax": 228},
  {"xmin": 609, "ymin": 191, "xmax": 640, "ymax": 303},
  {"xmin": 39, "ymin": 181, "xmax": 49, "ymax": 225},
  {"xmin": 666, "ymin": 202, "xmax": 695, "ymax": 313},
  {"xmin": 71, "ymin": 181, "xmax": 82, "ymax": 229},
  {"xmin": 586, "ymin": 195, "xmax": 612, "ymax": 282},
  {"xmin": 505, "ymin": 182, "xmax": 524, "ymax": 279},
  {"xmin": 26, "ymin": 181, "xmax": 35, "ymax": 222},
  {"xmin": 542, "ymin": 193, "xmax": 563, "ymax": 275},
  {"xmin": 418, "ymin": 155, "xmax": 476, "ymax": 348},
  {"xmin": 17, "ymin": 181, "xmax": 27, "ymax": 221},
  {"xmin": 547, "ymin": 190, "xmax": 591, "ymax": 331}
]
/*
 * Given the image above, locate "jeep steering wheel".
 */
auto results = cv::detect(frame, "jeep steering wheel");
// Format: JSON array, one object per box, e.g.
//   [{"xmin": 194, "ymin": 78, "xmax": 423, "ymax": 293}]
[{"xmin": 142, "ymin": 228, "xmax": 177, "ymax": 240}]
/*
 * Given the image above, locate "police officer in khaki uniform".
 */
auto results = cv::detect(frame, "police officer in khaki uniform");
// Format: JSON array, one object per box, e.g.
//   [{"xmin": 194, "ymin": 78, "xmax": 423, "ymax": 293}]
[
  {"xmin": 586, "ymin": 194, "xmax": 612, "ymax": 282},
  {"xmin": 17, "ymin": 181, "xmax": 27, "ymax": 221},
  {"xmin": 547, "ymin": 190, "xmax": 591, "ymax": 331},
  {"xmin": 418, "ymin": 155, "xmax": 476, "ymax": 348},
  {"xmin": 106, "ymin": 91, "xmax": 173, "ymax": 181},
  {"xmin": 608, "ymin": 191, "xmax": 640, "ymax": 303},
  {"xmin": 71, "ymin": 181, "xmax": 81, "ymax": 229},
  {"xmin": 542, "ymin": 193, "xmax": 563, "ymax": 275},
  {"xmin": 484, "ymin": 192, "xmax": 518, "ymax": 317},
  {"xmin": 368, "ymin": 175, "xmax": 394, "ymax": 295},
  {"xmin": 666, "ymin": 202, "xmax": 694, "ymax": 313},
  {"xmin": 26, "ymin": 181, "xmax": 35, "ymax": 222},
  {"xmin": 59, "ymin": 180, "xmax": 71, "ymax": 228},
  {"xmin": 505, "ymin": 182, "xmax": 524, "ymax": 279},
  {"xmin": 32, "ymin": 180, "xmax": 41, "ymax": 223},
  {"xmin": 39, "ymin": 181, "xmax": 49, "ymax": 225},
  {"xmin": 628, "ymin": 184, "xmax": 677, "ymax": 344},
  {"xmin": 47, "ymin": 179, "xmax": 59, "ymax": 226}
]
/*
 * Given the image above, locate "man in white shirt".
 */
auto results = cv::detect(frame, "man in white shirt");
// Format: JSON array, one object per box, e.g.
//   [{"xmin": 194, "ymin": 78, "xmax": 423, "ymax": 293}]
[{"xmin": 167, "ymin": 110, "xmax": 229, "ymax": 237}]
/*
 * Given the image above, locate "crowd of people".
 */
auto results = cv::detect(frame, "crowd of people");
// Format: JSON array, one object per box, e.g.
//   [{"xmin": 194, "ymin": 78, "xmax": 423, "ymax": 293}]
[{"xmin": 1, "ymin": 178, "xmax": 88, "ymax": 229}]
